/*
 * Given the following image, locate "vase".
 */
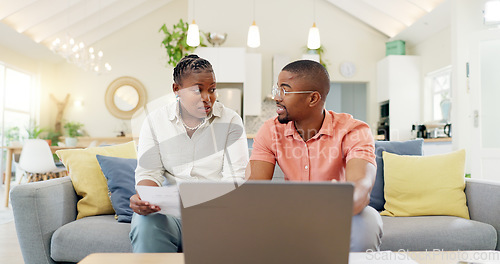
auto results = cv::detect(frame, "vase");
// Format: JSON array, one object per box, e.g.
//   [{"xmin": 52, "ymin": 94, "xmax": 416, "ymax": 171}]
[{"xmin": 65, "ymin": 137, "xmax": 78, "ymax": 147}]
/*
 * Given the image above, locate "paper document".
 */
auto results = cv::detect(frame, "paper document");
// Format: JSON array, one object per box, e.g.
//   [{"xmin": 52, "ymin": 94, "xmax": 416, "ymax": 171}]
[{"xmin": 136, "ymin": 185, "xmax": 181, "ymax": 218}]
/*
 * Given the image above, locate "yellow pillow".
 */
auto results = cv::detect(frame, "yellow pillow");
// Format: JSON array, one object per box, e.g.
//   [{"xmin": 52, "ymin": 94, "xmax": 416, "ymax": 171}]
[
  {"xmin": 56, "ymin": 141, "xmax": 137, "ymax": 219},
  {"xmin": 380, "ymin": 149, "xmax": 469, "ymax": 219}
]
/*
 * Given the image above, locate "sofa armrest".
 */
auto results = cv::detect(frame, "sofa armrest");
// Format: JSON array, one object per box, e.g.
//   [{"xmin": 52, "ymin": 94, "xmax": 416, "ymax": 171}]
[
  {"xmin": 465, "ymin": 178, "xmax": 500, "ymax": 250},
  {"xmin": 11, "ymin": 176, "xmax": 78, "ymax": 264}
]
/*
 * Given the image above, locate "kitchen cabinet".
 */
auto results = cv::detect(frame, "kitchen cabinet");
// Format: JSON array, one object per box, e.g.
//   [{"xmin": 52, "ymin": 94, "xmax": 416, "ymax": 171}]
[
  {"xmin": 195, "ymin": 47, "xmax": 262, "ymax": 118},
  {"xmin": 377, "ymin": 55, "xmax": 421, "ymax": 141},
  {"xmin": 244, "ymin": 53, "xmax": 262, "ymax": 116},
  {"xmin": 195, "ymin": 47, "xmax": 245, "ymax": 82}
]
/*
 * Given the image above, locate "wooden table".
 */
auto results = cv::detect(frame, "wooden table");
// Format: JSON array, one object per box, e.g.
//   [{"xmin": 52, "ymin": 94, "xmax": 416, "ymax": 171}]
[
  {"xmin": 1, "ymin": 145, "xmax": 81, "ymax": 207},
  {"xmin": 78, "ymin": 251, "xmax": 500, "ymax": 264}
]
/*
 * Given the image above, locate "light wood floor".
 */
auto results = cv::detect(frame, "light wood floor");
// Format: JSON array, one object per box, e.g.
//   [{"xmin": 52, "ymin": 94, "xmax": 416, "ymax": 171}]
[{"xmin": 0, "ymin": 183, "xmax": 25, "ymax": 264}]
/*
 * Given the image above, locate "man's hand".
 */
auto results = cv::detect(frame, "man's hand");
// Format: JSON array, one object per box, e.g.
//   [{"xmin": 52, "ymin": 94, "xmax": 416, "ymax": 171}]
[{"xmin": 129, "ymin": 180, "xmax": 161, "ymax": 215}]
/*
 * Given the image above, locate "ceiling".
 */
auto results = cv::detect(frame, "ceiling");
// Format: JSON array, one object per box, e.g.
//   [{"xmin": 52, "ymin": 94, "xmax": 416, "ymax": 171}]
[{"xmin": 0, "ymin": 0, "xmax": 448, "ymax": 62}]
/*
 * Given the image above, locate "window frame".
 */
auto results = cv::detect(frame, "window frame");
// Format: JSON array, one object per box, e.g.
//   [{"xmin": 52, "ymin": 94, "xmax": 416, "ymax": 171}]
[{"xmin": 425, "ymin": 65, "xmax": 452, "ymax": 123}]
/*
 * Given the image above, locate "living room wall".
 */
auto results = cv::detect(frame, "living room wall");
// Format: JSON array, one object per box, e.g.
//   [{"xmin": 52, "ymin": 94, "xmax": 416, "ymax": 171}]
[
  {"xmin": 409, "ymin": 26, "xmax": 452, "ymax": 123},
  {"xmin": 45, "ymin": 0, "xmax": 187, "ymax": 137}
]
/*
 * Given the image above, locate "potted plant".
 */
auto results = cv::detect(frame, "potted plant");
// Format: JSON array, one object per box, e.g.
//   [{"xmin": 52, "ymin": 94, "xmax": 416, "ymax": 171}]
[
  {"xmin": 63, "ymin": 121, "xmax": 84, "ymax": 147},
  {"xmin": 25, "ymin": 123, "xmax": 45, "ymax": 139},
  {"xmin": 159, "ymin": 18, "xmax": 206, "ymax": 67},
  {"xmin": 5, "ymin": 127, "xmax": 21, "ymax": 146},
  {"xmin": 304, "ymin": 45, "xmax": 329, "ymax": 70},
  {"xmin": 41, "ymin": 129, "xmax": 62, "ymax": 146}
]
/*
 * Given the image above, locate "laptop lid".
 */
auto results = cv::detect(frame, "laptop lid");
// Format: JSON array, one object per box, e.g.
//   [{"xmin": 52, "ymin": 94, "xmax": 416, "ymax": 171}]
[{"xmin": 179, "ymin": 181, "xmax": 354, "ymax": 264}]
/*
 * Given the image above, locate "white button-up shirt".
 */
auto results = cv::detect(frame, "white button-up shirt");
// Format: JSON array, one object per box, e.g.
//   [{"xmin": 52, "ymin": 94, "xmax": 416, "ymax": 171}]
[{"xmin": 135, "ymin": 101, "xmax": 249, "ymax": 186}]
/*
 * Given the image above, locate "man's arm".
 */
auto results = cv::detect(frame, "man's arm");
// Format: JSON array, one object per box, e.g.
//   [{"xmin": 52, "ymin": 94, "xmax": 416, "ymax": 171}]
[
  {"xmin": 245, "ymin": 160, "xmax": 275, "ymax": 180},
  {"xmin": 345, "ymin": 158, "xmax": 376, "ymax": 215}
]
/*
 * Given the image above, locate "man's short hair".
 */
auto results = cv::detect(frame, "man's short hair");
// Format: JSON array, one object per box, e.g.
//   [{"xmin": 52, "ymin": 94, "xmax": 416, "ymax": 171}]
[{"xmin": 282, "ymin": 60, "xmax": 330, "ymax": 100}]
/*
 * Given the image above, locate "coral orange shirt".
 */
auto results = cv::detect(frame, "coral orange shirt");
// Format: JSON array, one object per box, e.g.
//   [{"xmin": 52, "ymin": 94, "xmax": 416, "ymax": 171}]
[{"xmin": 250, "ymin": 110, "xmax": 376, "ymax": 181}]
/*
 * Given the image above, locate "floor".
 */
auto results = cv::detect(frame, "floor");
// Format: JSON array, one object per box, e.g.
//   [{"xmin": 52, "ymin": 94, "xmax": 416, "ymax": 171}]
[{"xmin": 0, "ymin": 182, "xmax": 25, "ymax": 264}]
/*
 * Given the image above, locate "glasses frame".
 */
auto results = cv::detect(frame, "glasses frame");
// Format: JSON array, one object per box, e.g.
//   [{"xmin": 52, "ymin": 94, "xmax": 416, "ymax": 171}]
[{"xmin": 272, "ymin": 84, "xmax": 316, "ymax": 100}]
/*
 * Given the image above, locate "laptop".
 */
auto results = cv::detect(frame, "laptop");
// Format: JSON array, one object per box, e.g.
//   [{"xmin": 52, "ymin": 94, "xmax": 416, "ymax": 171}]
[{"xmin": 179, "ymin": 181, "xmax": 354, "ymax": 264}]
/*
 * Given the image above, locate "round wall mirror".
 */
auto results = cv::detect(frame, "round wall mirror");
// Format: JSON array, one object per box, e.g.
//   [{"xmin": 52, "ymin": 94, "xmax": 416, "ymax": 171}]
[{"xmin": 105, "ymin": 76, "xmax": 147, "ymax": 119}]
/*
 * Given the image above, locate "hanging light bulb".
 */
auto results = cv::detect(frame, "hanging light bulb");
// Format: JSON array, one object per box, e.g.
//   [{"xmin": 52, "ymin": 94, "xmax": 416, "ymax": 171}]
[
  {"xmin": 307, "ymin": 0, "xmax": 321, "ymax": 50},
  {"xmin": 186, "ymin": 20, "xmax": 200, "ymax": 47},
  {"xmin": 307, "ymin": 22, "xmax": 321, "ymax": 49},
  {"xmin": 247, "ymin": 0, "xmax": 260, "ymax": 48},
  {"xmin": 247, "ymin": 21, "xmax": 261, "ymax": 48},
  {"xmin": 187, "ymin": 0, "xmax": 200, "ymax": 47}
]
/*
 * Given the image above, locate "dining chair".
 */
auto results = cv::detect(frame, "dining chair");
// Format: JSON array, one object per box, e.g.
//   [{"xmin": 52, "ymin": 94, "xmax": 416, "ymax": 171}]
[{"xmin": 17, "ymin": 139, "xmax": 67, "ymax": 183}]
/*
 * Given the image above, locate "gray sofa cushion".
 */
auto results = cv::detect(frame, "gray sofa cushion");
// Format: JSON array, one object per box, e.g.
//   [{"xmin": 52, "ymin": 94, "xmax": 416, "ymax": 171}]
[
  {"xmin": 51, "ymin": 215, "xmax": 132, "ymax": 262},
  {"xmin": 380, "ymin": 215, "xmax": 497, "ymax": 251}
]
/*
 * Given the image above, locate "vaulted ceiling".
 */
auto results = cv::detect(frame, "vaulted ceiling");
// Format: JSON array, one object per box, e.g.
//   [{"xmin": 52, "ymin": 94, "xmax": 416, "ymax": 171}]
[{"xmin": 0, "ymin": 0, "xmax": 448, "ymax": 61}]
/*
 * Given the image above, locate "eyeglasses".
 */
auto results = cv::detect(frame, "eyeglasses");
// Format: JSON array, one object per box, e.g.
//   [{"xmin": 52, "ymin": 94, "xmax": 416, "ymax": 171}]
[{"xmin": 271, "ymin": 84, "xmax": 316, "ymax": 100}]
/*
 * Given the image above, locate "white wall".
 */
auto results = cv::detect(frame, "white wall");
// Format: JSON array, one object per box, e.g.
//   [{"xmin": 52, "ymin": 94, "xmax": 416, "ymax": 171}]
[
  {"xmin": 451, "ymin": 0, "xmax": 491, "ymax": 174},
  {"xmin": 46, "ymin": 0, "xmax": 187, "ymax": 137},
  {"xmin": 409, "ymin": 27, "xmax": 452, "ymax": 123}
]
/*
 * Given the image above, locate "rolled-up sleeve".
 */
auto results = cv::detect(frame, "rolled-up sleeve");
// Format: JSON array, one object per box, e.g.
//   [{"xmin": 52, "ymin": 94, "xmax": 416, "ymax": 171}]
[
  {"xmin": 250, "ymin": 119, "xmax": 277, "ymax": 165},
  {"xmin": 343, "ymin": 122, "xmax": 376, "ymax": 166}
]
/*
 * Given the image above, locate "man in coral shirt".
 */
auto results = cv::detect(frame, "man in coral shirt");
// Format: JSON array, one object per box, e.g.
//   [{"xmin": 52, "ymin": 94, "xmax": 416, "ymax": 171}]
[{"xmin": 246, "ymin": 60, "xmax": 382, "ymax": 251}]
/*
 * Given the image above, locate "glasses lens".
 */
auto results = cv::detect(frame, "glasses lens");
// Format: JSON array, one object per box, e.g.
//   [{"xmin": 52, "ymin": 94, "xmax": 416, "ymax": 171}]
[{"xmin": 272, "ymin": 85, "xmax": 279, "ymax": 99}]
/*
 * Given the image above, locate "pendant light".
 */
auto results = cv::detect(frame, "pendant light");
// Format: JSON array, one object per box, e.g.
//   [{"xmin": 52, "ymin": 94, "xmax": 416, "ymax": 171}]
[
  {"xmin": 247, "ymin": 0, "xmax": 261, "ymax": 48},
  {"xmin": 186, "ymin": 0, "xmax": 200, "ymax": 47},
  {"xmin": 307, "ymin": 0, "xmax": 321, "ymax": 50}
]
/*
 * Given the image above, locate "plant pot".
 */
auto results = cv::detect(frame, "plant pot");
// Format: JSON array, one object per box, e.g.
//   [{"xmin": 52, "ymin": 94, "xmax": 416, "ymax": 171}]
[{"xmin": 65, "ymin": 137, "xmax": 78, "ymax": 147}]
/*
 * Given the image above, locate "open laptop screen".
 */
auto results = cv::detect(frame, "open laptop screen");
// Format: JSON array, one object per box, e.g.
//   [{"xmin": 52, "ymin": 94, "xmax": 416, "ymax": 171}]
[{"xmin": 180, "ymin": 181, "xmax": 354, "ymax": 264}]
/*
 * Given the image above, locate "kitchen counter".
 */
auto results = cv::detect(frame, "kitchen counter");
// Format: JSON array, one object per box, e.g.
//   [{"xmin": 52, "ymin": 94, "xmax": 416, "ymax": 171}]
[{"xmin": 423, "ymin": 137, "xmax": 452, "ymax": 143}]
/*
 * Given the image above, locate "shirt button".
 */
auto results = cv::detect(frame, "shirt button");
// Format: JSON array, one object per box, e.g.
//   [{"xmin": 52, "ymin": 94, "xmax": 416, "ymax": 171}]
[{"xmin": 305, "ymin": 165, "xmax": 309, "ymax": 170}]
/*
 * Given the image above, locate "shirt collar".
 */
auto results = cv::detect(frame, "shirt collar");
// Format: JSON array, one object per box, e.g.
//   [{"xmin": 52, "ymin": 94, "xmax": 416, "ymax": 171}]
[
  {"xmin": 168, "ymin": 100, "xmax": 223, "ymax": 122},
  {"xmin": 284, "ymin": 110, "xmax": 334, "ymax": 139}
]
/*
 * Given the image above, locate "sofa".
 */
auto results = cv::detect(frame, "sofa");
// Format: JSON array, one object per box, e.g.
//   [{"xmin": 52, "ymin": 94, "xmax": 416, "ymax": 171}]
[{"xmin": 11, "ymin": 145, "xmax": 500, "ymax": 264}]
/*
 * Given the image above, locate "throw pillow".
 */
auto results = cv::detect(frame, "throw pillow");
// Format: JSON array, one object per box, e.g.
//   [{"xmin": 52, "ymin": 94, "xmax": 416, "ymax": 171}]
[
  {"xmin": 381, "ymin": 149, "xmax": 469, "ymax": 219},
  {"xmin": 96, "ymin": 155, "xmax": 137, "ymax": 223},
  {"xmin": 56, "ymin": 141, "xmax": 137, "ymax": 219},
  {"xmin": 369, "ymin": 139, "xmax": 423, "ymax": 211}
]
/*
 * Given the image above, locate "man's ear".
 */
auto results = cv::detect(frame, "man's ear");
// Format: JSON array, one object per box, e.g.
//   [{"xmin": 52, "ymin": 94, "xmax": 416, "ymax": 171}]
[{"xmin": 309, "ymin": 91, "xmax": 322, "ymax": 107}]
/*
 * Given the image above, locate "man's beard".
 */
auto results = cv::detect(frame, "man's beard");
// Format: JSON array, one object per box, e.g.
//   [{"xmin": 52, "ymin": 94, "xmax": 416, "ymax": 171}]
[{"xmin": 278, "ymin": 114, "xmax": 291, "ymax": 124}]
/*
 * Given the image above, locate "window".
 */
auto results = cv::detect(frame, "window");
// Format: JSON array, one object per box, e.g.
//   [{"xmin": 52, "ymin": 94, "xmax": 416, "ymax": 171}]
[
  {"xmin": 427, "ymin": 66, "xmax": 452, "ymax": 122},
  {"xmin": 0, "ymin": 63, "xmax": 35, "ymax": 173}
]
